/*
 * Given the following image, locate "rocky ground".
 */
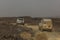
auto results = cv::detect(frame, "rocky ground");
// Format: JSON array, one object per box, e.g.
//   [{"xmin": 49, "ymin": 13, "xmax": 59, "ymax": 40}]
[
  {"xmin": 0, "ymin": 17, "xmax": 60, "ymax": 40},
  {"xmin": 0, "ymin": 25, "xmax": 60, "ymax": 40},
  {"xmin": 44, "ymin": 32, "xmax": 60, "ymax": 40}
]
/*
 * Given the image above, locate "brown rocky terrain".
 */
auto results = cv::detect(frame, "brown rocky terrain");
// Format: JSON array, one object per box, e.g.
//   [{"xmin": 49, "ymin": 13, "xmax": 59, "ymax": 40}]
[{"xmin": 0, "ymin": 17, "xmax": 60, "ymax": 40}]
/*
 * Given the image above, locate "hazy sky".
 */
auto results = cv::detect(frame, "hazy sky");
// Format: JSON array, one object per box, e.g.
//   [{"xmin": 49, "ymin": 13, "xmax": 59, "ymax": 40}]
[{"xmin": 0, "ymin": 0, "xmax": 60, "ymax": 17}]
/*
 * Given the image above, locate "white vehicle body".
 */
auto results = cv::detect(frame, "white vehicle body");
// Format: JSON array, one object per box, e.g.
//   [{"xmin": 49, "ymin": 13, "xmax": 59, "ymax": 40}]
[
  {"xmin": 17, "ymin": 18, "xmax": 24, "ymax": 23},
  {"xmin": 39, "ymin": 19, "xmax": 53, "ymax": 31}
]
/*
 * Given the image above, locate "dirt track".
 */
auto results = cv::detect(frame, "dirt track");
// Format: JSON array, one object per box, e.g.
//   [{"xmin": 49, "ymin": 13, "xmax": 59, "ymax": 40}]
[{"xmin": 44, "ymin": 32, "xmax": 60, "ymax": 40}]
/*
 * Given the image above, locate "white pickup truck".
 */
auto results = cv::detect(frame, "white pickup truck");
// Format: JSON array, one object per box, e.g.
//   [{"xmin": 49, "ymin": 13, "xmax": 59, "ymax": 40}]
[{"xmin": 39, "ymin": 19, "xmax": 53, "ymax": 32}]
